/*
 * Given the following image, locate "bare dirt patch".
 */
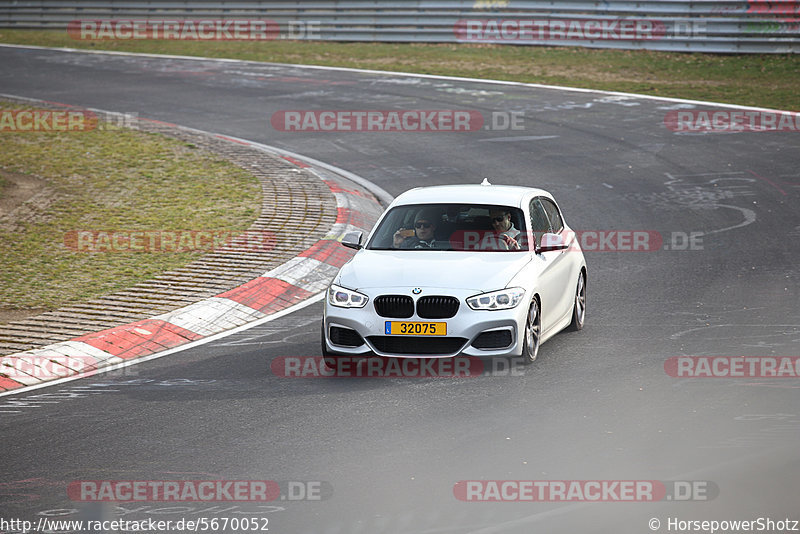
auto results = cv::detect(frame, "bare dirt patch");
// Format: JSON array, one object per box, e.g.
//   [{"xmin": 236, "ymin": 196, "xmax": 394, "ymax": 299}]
[
  {"xmin": 0, "ymin": 307, "xmax": 49, "ymax": 324},
  {"xmin": 0, "ymin": 168, "xmax": 59, "ymax": 232}
]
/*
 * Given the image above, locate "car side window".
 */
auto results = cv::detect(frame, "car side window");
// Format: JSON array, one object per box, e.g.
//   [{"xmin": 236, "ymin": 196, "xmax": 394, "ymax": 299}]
[
  {"xmin": 529, "ymin": 199, "xmax": 551, "ymax": 248},
  {"xmin": 540, "ymin": 198, "xmax": 564, "ymax": 233}
]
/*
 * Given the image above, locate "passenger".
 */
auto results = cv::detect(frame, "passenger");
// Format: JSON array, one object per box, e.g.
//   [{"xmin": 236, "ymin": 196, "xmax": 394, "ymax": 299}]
[
  {"xmin": 489, "ymin": 208, "xmax": 521, "ymax": 250},
  {"xmin": 393, "ymin": 208, "xmax": 443, "ymax": 249}
]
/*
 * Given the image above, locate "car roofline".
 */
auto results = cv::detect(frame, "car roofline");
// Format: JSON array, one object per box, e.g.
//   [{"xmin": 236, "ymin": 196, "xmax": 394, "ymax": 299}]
[{"xmin": 389, "ymin": 184, "xmax": 554, "ymax": 210}]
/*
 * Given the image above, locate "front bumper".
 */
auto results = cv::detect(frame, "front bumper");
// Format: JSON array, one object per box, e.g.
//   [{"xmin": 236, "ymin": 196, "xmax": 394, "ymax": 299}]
[{"xmin": 322, "ymin": 287, "xmax": 527, "ymax": 358}]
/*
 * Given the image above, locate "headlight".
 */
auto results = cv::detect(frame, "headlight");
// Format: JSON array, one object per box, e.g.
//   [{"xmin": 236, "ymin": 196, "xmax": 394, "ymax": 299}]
[
  {"xmin": 467, "ymin": 287, "xmax": 525, "ymax": 311},
  {"xmin": 328, "ymin": 284, "xmax": 369, "ymax": 308}
]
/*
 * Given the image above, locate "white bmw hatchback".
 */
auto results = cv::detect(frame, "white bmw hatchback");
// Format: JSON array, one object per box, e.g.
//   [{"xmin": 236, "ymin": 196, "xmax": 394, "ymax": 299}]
[{"xmin": 322, "ymin": 182, "xmax": 586, "ymax": 364}]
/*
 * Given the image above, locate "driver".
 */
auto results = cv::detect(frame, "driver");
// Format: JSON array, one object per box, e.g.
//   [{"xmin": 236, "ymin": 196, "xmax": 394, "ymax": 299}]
[{"xmin": 489, "ymin": 208, "xmax": 521, "ymax": 250}]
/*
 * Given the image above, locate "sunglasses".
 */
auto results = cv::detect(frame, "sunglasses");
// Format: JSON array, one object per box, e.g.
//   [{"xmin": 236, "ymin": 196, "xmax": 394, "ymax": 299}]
[
  {"xmin": 492, "ymin": 216, "xmax": 507, "ymax": 223},
  {"xmin": 414, "ymin": 222, "xmax": 432, "ymax": 229}
]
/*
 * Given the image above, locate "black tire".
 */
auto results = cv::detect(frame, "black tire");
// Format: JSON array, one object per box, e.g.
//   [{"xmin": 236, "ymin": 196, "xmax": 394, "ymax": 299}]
[
  {"xmin": 522, "ymin": 298, "xmax": 541, "ymax": 364},
  {"xmin": 568, "ymin": 271, "xmax": 586, "ymax": 331}
]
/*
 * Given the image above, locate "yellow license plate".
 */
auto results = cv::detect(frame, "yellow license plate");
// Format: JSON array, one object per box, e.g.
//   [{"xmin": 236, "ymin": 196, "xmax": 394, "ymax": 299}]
[{"xmin": 385, "ymin": 321, "xmax": 447, "ymax": 336}]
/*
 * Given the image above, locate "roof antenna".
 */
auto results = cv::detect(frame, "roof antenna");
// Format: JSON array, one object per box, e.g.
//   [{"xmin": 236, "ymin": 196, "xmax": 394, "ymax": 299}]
[{"xmin": 481, "ymin": 178, "xmax": 492, "ymax": 186}]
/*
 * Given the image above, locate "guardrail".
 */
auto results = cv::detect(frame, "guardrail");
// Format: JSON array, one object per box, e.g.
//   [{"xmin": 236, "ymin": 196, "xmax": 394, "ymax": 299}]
[{"xmin": 1, "ymin": 1, "xmax": 798, "ymax": 53}]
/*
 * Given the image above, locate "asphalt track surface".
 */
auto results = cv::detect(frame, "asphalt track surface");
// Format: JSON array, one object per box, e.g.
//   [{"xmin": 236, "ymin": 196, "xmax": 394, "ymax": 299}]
[{"xmin": 1, "ymin": 46, "xmax": 799, "ymax": 533}]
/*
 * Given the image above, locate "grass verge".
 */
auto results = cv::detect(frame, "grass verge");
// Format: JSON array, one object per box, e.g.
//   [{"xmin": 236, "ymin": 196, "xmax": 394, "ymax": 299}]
[
  {"xmin": 0, "ymin": 29, "xmax": 798, "ymax": 110},
  {"xmin": 0, "ymin": 100, "xmax": 261, "ymax": 319}
]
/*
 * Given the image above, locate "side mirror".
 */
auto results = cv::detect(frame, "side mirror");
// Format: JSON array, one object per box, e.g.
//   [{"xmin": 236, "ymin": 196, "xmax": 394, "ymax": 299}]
[
  {"xmin": 537, "ymin": 232, "xmax": 568, "ymax": 253},
  {"xmin": 341, "ymin": 231, "xmax": 363, "ymax": 250}
]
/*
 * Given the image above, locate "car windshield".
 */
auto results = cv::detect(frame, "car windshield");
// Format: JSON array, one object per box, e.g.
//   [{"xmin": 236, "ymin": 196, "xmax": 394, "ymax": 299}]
[{"xmin": 366, "ymin": 203, "xmax": 529, "ymax": 251}]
